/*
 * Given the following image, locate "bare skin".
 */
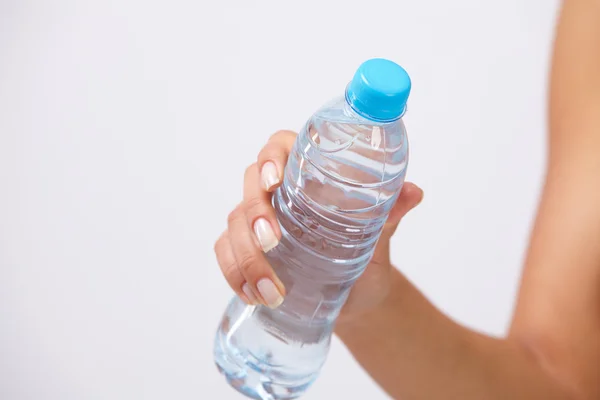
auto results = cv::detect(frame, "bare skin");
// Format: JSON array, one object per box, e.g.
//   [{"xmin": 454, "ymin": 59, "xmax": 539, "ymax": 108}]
[{"xmin": 214, "ymin": 1, "xmax": 600, "ymax": 398}]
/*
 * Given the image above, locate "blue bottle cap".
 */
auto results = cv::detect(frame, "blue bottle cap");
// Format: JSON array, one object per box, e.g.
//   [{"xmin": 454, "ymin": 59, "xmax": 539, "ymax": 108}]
[{"xmin": 346, "ymin": 58, "xmax": 412, "ymax": 122}]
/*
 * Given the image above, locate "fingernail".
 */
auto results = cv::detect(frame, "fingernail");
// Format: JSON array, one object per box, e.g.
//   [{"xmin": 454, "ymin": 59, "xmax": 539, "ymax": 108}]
[
  {"xmin": 253, "ymin": 218, "xmax": 278, "ymax": 253},
  {"xmin": 261, "ymin": 161, "xmax": 279, "ymax": 191},
  {"xmin": 257, "ymin": 278, "xmax": 284, "ymax": 309},
  {"xmin": 242, "ymin": 283, "xmax": 258, "ymax": 305}
]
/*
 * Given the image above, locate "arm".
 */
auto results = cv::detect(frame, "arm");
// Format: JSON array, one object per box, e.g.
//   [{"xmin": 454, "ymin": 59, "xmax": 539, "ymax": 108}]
[
  {"xmin": 335, "ymin": 1, "xmax": 600, "ymax": 398},
  {"xmin": 336, "ymin": 270, "xmax": 573, "ymax": 399}
]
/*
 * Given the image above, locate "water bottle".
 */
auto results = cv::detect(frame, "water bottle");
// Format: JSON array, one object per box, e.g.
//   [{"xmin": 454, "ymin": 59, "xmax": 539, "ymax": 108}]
[{"xmin": 214, "ymin": 58, "xmax": 411, "ymax": 399}]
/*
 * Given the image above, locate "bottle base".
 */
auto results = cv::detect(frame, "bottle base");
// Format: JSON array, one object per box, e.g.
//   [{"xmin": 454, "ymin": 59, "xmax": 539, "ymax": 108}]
[
  {"xmin": 213, "ymin": 313, "xmax": 317, "ymax": 400},
  {"xmin": 214, "ymin": 360, "xmax": 311, "ymax": 400}
]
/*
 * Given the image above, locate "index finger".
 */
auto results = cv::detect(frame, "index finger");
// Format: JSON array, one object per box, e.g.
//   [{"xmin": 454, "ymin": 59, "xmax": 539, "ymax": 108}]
[{"xmin": 258, "ymin": 130, "xmax": 297, "ymax": 192}]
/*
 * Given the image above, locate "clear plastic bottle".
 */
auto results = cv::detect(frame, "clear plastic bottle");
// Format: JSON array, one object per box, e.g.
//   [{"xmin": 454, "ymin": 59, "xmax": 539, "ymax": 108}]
[{"xmin": 213, "ymin": 58, "xmax": 412, "ymax": 399}]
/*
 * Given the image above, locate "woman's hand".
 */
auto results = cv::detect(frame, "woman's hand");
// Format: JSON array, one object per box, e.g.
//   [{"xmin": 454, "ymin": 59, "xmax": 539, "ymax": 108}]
[{"xmin": 214, "ymin": 130, "xmax": 423, "ymax": 323}]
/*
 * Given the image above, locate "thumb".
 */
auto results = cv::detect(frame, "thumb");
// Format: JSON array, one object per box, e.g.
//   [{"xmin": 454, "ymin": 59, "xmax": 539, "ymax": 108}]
[
  {"xmin": 371, "ymin": 183, "xmax": 423, "ymax": 266},
  {"xmin": 377, "ymin": 182, "xmax": 424, "ymax": 252}
]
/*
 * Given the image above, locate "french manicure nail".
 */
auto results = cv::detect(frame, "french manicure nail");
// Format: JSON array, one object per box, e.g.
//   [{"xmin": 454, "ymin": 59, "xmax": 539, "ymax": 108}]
[
  {"xmin": 261, "ymin": 161, "xmax": 279, "ymax": 191},
  {"xmin": 253, "ymin": 218, "xmax": 278, "ymax": 253},
  {"xmin": 242, "ymin": 283, "xmax": 258, "ymax": 305},
  {"xmin": 257, "ymin": 278, "xmax": 284, "ymax": 309}
]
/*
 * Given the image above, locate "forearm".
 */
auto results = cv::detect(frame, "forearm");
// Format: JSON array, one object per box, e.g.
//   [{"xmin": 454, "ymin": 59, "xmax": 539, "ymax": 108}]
[{"xmin": 335, "ymin": 269, "xmax": 575, "ymax": 400}]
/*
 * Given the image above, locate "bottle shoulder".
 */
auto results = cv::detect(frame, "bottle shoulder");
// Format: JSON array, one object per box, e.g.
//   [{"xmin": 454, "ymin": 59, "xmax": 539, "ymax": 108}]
[
  {"xmin": 295, "ymin": 96, "xmax": 408, "ymax": 184},
  {"xmin": 307, "ymin": 95, "xmax": 408, "ymax": 148}
]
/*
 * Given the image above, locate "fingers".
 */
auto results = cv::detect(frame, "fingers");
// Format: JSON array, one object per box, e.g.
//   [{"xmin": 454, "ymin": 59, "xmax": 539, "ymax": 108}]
[
  {"xmin": 243, "ymin": 164, "xmax": 282, "ymax": 251},
  {"xmin": 257, "ymin": 130, "xmax": 297, "ymax": 192},
  {"xmin": 214, "ymin": 231, "xmax": 258, "ymax": 305},
  {"xmin": 214, "ymin": 130, "xmax": 297, "ymax": 310},
  {"xmin": 227, "ymin": 203, "xmax": 286, "ymax": 309}
]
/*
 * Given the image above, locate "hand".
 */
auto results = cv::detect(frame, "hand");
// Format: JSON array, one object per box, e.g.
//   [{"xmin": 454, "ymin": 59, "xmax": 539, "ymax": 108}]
[{"xmin": 214, "ymin": 130, "xmax": 423, "ymax": 324}]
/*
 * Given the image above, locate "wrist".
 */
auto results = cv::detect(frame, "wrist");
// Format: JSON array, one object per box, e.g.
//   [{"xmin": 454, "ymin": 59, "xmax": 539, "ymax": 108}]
[{"xmin": 334, "ymin": 267, "xmax": 405, "ymax": 337}]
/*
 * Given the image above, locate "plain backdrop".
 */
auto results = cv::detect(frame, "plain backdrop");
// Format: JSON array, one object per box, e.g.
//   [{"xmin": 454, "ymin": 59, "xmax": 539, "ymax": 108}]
[{"xmin": 0, "ymin": 1, "xmax": 560, "ymax": 399}]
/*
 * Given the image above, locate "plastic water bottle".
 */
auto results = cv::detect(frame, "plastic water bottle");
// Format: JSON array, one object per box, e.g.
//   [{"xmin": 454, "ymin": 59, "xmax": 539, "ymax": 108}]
[{"xmin": 213, "ymin": 58, "xmax": 412, "ymax": 399}]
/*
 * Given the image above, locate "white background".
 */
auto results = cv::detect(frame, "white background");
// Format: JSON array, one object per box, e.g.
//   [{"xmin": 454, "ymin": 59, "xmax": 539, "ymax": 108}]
[{"xmin": 0, "ymin": 1, "xmax": 560, "ymax": 399}]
